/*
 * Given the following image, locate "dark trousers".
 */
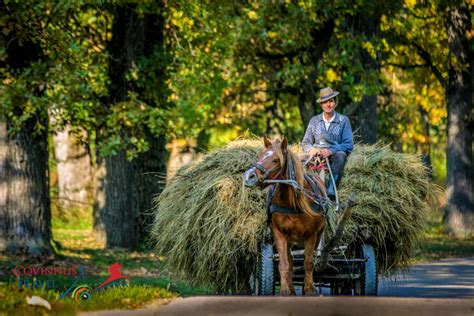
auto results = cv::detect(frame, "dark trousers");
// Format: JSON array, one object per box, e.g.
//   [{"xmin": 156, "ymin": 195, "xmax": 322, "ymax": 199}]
[{"xmin": 326, "ymin": 151, "xmax": 348, "ymax": 197}]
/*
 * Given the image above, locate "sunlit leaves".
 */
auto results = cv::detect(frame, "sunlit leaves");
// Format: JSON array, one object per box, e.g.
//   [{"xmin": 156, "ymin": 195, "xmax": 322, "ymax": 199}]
[{"xmin": 378, "ymin": 0, "xmax": 448, "ymax": 177}]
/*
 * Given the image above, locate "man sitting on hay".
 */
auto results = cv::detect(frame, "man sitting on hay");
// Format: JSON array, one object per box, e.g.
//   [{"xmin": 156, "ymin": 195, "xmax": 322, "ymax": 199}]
[{"xmin": 302, "ymin": 87, "xmax": 354, "ymax": 201}]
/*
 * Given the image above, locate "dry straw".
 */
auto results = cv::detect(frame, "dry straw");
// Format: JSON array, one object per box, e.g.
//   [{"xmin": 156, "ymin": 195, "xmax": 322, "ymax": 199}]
[{"xmin": 151, "ymin": 138, "xmax": 439, "ymax": 293}]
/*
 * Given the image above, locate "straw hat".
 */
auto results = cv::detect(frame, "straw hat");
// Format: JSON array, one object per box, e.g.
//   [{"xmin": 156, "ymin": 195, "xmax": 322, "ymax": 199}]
[{"xmin": 316, "ymin": 87, "xmax": 339, "ymax": 103}]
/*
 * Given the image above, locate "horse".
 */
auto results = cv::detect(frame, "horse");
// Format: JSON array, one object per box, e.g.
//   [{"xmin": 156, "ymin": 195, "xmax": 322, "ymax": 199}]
[{"xmin": 243, "ymin": 137, "xmax": 327, "ymax": 295}]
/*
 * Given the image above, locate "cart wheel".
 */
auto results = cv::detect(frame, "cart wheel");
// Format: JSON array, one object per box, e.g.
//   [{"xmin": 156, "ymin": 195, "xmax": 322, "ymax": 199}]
[
  {"xmin": 257, "ymin": 241, "xmax": 275, "ymax": 295},
  {"xmin": 330, "ymin": 282, "xmax": 352, "ymax": 295},
  {"xmin": 355, "ymin": 244, "xmax": 378, "ymax": 296}
]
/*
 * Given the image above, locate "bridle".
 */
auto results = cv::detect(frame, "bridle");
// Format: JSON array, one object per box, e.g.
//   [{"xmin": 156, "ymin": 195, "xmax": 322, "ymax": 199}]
[
  {"xmin": 252, "ymin": 156, "xmax": 323, "ymax": 206},
  {"xmin": 251, "ymin": 162, "xmax": 282, "ymax": 180}
]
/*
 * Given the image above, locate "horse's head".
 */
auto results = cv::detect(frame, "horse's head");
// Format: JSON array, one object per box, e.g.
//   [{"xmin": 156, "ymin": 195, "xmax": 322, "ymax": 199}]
[{"xmin": 243, "ymin": 137, "xmax": 288, "ymax": 187}]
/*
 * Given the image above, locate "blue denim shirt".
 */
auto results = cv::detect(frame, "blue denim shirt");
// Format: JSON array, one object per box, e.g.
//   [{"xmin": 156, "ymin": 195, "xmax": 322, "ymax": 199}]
[{"xmin": 302, "ymin": 112, "xmax": 353, "ymax": 154}]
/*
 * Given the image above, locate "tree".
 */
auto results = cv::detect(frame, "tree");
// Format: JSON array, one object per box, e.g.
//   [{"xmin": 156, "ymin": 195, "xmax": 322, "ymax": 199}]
[
  {"xmin": 52, "ymin": 127, "xmax": 92, "ymax": 219},
  {"xmin": 93, "ymin": 2, "xmax": 169, "ymax": 248},
  {"xmin": 443, "ymin": 1, "xmax": 472, "ymax": 235},
  {"xmin": 0, "ymin": 3, "xmax": 53, "ymax": 257},
  {"xmin": 381, "ymin": 0, "xmax": 472, "ymax": 235},
  {"xmin": 166, "ymin": 1, "xmax": 405, "ymax": 146},
  {"xmin": 344, "ymin": 11, "xmax": 382, "ymax": 144}
]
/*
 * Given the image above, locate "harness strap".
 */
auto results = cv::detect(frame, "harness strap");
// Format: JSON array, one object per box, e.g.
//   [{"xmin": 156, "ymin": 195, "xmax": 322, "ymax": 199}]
[
  {"xmin": 253, "ymin": 163, "xmax": 268, "ymax": 177},
  {"xmin": 266, "ymin": 183, "xmax": 323, "ymax": 221},
  {"xmin": 304, "ymin": 174, "xmax": 324, "ymax": 202},
  {"xmin": 253, "ymin": 163, "xmax": 281, "ymax": 179},
  {"xmin": 289, "ymin": 158, "xmax": 295, "ymax": 181}
]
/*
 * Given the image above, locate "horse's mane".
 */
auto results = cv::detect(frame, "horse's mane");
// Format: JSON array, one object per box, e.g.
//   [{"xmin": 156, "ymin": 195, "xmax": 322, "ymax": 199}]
[{"xmin": 272, "ymin": 141, "xmax": 318, "ymax": 218}]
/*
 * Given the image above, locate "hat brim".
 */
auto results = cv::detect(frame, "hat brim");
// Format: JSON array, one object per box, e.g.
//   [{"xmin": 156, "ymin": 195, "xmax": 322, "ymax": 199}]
[{"xmin": 316, "ymin": 91, "xmax": 339, "ymax": 103}]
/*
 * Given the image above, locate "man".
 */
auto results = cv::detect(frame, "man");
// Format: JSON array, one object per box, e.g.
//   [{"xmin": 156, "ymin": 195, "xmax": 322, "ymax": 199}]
[{"xmin": 302, "ymin": 87, "xmax": 353, "ymax": 200}]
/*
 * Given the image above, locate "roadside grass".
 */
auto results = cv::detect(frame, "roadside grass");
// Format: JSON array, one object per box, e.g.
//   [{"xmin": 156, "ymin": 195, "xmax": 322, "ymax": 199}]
[
  {"xmin": 412, "ymin": 199, "xmax": 474, "ymax": 263},
  {"xmin": 0, "ymin": 216, "xmax": 213, "ymax": 315}
]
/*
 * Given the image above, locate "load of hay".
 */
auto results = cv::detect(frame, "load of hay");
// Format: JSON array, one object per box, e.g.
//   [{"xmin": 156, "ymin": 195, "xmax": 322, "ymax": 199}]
[{"xmin": 151, "ymin": 138, "xmax": 438, "ymax": 293}]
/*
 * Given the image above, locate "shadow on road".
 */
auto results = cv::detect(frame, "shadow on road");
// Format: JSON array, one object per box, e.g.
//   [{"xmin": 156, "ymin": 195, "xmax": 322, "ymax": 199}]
[{"xmin": 379, "ymin": 257, "xmax": 474, "ymax": 298}]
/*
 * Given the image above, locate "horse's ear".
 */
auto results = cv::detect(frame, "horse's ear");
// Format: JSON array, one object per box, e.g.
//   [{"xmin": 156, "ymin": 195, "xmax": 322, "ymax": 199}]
[
  {"xmin": 281, "ymin": 137, "xmax": 288, "ymax": 152},
  {"xmin": 264, "ymin": 136, "xmax": 272, "ymax": 149}
]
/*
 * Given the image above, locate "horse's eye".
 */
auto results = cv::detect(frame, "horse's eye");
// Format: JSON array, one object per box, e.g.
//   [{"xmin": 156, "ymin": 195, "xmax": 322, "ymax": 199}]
[{"xmin": 272, "ymin": 159, "xmax": 278, "ymax": 163}]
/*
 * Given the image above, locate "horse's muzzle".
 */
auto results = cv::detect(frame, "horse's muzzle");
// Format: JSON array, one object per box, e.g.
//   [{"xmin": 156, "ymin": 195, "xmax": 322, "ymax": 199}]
[{"xmin": 243, "ymin": 167, "xmax": 259, "ymax": 187}]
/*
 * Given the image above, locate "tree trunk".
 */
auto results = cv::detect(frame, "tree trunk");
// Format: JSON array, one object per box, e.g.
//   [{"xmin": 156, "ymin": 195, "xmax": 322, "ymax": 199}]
[
  {"xmin": 0, "ymin": 121, "xmax": 7, "ymax": 252},
  {"xmin": 298, "ymin": 70, "xmax": 317, "ymax": 128},
  {"xmin": 352, "ymin": 94, "xmax": 377, "ymax": 144},
  {"xmin": 106, "ymin": 153, "xmax": 136, "ymax": 248},
  {"xmin": 298, "ymin": 20, "xmax": 335, "ymax": 127},
  {"xmin": 53, "ymin": 127, "xmax": 92, "ymax": 219},
  {"xmin": 3, "ymin": 117, "xmax": 53, "ymax": 257},
  {"xmin": 93, "ymin": 152, "xmax": 136, "ymax": 248},
  {"xmin": 92, "ymin": 154, "xmax": 107, "ymax": 244},
  {"xmin": 348, "ymin": 13, "xmax": 380, "ymax": 144},
  {"xmin": 94, "ymin": 2, "xmax": 168, "ymax": 247},
  {"xmin": 166, "ymin": 139, "xmax": 196, "ymax": 181},
  {"xmin": 1, "ymin": 28, "xmax": 52, "ymax": 258},
  {"xmin": 132, "ymin": 2, "xmax": 168, "ymax": 244},
  {"xmin": 93, "ymin": 4, "xmax": 141, "ymax": 249},
  {"xmin": 133, "ymin": 135, "xmax": 168, "ymax": 244},
  {"xmin": 444, "ymin": 3, "xmax": 473, "ymax": 236}
]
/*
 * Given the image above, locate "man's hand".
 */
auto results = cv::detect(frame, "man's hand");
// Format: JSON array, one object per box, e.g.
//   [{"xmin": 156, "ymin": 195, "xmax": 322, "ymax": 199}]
[
  {"xmin": 308, "ymin": 147, "xmax": 320, "ymax": 157},
  {"xmin": 320, "ymin": 148, "xmax": 332, "ymax": 158}
]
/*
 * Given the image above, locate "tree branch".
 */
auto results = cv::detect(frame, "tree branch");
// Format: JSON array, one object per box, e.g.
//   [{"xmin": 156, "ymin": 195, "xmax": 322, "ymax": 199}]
[
  {"xmin": 256, "ymin": 48, "xmax": 306, "ymax": 60},
  {"xmin": 385, "ymin": 62, "xmax": 427, "ymax": 69},
  {"xmin": 410, "ymin": 42, "xmax": 447, "ymax": 87},
  {"xmin": 382, "ymin": 31, "xmax": 447, "ymax": 88}
]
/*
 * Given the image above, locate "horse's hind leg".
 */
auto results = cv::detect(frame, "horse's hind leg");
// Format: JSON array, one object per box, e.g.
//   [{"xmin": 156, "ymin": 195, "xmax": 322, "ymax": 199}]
[
  {"xmin": 303, "ymin": 233, "xmax": 318, "ymax": 296},
  {"xmin": 272, "ymin": 227, "xmax": 294, "ymax": 296}
]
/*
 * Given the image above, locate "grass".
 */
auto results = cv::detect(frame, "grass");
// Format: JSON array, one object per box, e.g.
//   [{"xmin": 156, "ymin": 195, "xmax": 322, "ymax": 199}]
[
  {"xmin": 0, "ymin": 216, "xmax": 213, "ymax": 315},
  {"xmin": 413, "ymin": 212, "xmax": 474, "ymax": 262}
]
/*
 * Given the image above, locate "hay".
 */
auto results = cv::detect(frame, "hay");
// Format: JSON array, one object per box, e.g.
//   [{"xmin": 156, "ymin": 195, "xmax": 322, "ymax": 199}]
[
  {"xmin": 151, "ymin": 139, "xmax": 438, "ymax": 293},
  {"xmin": 151, "ymin": 139, "xmax": 267, "ymax": 293},
  {"xmin": 335, "ymin": 144, "xmax": 439, "ymax": 273}
]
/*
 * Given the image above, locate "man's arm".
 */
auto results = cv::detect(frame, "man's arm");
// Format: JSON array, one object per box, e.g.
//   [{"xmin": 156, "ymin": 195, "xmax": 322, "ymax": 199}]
[{"xmin": 329, "ymin": 117, "xmax": 353, "ymax": 154}]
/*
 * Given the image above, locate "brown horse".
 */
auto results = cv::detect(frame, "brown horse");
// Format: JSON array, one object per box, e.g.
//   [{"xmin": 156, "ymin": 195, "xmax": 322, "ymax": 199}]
[{"xmin": 244, "ymin": 137, "xmax": 327, "ymax": 295}]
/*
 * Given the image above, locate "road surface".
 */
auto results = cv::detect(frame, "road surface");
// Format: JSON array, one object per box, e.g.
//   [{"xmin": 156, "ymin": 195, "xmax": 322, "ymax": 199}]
[
  {"xmin": 378, "ymin": 256, "xmax": 474, "ymax": 298},
  {"xmin": 82, "ymin": 257, "xmax": 474, "ymax": 316}
]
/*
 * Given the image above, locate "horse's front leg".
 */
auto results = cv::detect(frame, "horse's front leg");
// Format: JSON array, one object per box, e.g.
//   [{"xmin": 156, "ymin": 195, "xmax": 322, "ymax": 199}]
[
  {"xmin": 303, "ymin": 231, "xmax": 320, "ymax": 296},
  {"xmin": 287, "ymin": 244, "xmax": 295, "ymax": 294},
  {"xmin": 272, "ymin": 226, "xmax": 295, "ymax": 296}
]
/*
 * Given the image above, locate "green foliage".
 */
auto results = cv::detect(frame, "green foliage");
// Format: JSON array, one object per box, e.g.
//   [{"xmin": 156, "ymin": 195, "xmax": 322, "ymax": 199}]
[
  {"xmin": 1, "ymin": 1, "xmax": 169, "ymax": 159},
  {"xmin": 1, "ymin": 0, "xmax": 454, "ymax": 169},
  {"xmin": 378, "ymin": 1, "xmax": 449, "ymax": 179}
]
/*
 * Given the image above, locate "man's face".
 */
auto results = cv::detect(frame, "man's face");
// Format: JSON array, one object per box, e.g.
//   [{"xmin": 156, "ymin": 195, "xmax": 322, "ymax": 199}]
[{"xmin": 320, "ymin": 98, "xmax": 336, "ymax": 115}]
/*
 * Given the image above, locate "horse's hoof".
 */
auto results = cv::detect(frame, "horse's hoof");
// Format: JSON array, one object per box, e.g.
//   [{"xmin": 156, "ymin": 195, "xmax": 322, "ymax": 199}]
[
  {"xmin": 303, "ymin": 287, "xmax": 316, "ymax": 296},
  {"xmin": 280, "ymin": 289, "xmax": 296, "ymax": 296}
]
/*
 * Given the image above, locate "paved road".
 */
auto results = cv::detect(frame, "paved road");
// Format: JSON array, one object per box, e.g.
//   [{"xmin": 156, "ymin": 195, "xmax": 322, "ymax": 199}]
[
  {"xmin": 378, "ymin": 256, "xmax": 474, "ymax": 298},
  {"xmin": 84, "ymin": 297, "xmax": 474, "ymax": 316},
  {"xmin": 83, "ymin": 257, "xmax": 474, "ymax": 316}
]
